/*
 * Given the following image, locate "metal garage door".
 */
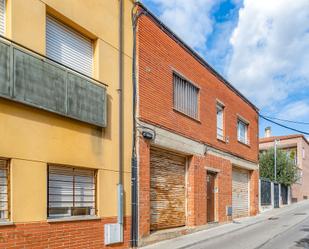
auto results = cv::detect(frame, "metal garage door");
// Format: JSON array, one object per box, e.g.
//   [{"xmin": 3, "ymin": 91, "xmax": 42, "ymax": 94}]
[
  {"xmin": 232, "ymin": 168, "xmax": 249, "ymax": 218},
  {"xmin": 150, "ymin": 147, "xmax": 186, "ymax": 231}
]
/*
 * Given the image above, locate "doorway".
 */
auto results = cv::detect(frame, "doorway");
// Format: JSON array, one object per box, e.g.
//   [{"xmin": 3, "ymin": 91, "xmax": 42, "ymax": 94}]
[{"xmin": 207, "ymin": 172, "xmax": 216, "ymax": 222}]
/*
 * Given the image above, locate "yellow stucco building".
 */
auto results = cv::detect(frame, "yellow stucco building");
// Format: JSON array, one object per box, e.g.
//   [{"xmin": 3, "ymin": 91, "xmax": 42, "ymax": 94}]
[{"xmin": 0, "ymin": 0, "xmax": 134, "ymax": 248}]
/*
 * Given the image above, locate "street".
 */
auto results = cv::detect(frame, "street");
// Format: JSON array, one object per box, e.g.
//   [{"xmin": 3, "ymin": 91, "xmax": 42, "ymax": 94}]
[
  {"xmin": 187, "ymin": 203, "xmax": 309, "ymax": 249},
  {"xmin": 141, "ymin": 201, "xmax": 309, "ymax": 249}
]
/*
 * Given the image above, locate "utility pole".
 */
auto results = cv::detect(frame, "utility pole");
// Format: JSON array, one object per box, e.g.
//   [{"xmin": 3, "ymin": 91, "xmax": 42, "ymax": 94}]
[{"xmin": 274, "ymin": 139, "xmax": 277, "ymax": 182}]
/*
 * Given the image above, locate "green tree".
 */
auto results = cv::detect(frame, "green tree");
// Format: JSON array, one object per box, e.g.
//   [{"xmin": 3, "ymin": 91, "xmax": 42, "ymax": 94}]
[{"xmin": 259, "ymin": 148, "xmax": 298, "ymax": 185}]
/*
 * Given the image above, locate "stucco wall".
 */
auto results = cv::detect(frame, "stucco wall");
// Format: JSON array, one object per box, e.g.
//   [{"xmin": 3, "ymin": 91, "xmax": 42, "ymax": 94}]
[
  {"xmin": 260, "ymin": 136, "xmax": 309, "ymax": 202},
  {"xmin": 0, "ymin": 0, "xmax": 133, "ymax": 224}
]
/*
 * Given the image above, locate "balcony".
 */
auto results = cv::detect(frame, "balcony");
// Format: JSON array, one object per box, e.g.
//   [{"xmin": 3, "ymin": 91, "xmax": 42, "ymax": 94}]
[{"xmin": 0, "ymin": 37, "xmax": 107, "ymax": 127}]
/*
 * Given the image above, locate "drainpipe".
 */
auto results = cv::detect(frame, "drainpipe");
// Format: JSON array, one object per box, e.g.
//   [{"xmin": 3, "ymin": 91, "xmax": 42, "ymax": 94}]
[
  {"xmin": 118, "ymin": 0, "xmax": 124, "ymax": 226},
  {"xmin": 131, "ymin": 3, "xmax": 138, "ymax": 248},
  {"xmin": 104, "ymin": 0, "xmax": 124, "ymax": 245},
  {"xmin": 131, "ymin": 2, "xmax": 145, "ymax": 248}
]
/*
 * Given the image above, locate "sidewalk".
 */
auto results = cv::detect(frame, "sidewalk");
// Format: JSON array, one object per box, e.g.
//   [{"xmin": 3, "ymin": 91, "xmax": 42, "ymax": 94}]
[{"xmin": 140, "ymin": 201, "xmax": 309, "ymax": 249}]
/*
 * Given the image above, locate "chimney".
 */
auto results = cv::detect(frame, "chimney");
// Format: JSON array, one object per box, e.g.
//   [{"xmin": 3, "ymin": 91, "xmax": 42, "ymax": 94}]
[{"xmin": 265, "ymin": 127, "xmax": 271, "ymax": 138}]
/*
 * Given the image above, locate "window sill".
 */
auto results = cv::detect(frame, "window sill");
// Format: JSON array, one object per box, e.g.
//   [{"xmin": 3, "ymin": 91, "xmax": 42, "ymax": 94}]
[
  {"xmin": 47, "ymin": 216, "xmax": 100, "ymax": 223},
  {"xmin": 0, "ymin": 221, "xmax": 14, "ymax": 226},
  {"xmin": 217, "ymin": 137, "xmax": 226, "ymax": 143},
  {"xmin": 238, "ymin": 140, "xmax": 251, "ymax": 148},
  {"xmin": 173, "ymin": 108, "xmax": 201, "ymax": 123}
]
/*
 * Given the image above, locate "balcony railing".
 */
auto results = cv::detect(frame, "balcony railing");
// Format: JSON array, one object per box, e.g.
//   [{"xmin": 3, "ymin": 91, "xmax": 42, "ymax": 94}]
[{"xmin": 0, "ymin": 37, "xmax": 107, "ymax": 127}]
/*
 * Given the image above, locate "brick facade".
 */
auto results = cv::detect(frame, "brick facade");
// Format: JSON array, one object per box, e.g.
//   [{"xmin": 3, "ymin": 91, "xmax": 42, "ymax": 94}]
[
  {"xmin": 0, "ymin": 217, "xmax": 130, "ymax": 249},
  {"xmin": 137, "ymin": 14, "xmax": 259, "ymax": 163},
  {"xmin": 136, "ymin": 7, "xmax": 259, "ymax": 244},
  {"xmin": 138, "ymin": 142, "xmax": 259, "ymax": 240}
]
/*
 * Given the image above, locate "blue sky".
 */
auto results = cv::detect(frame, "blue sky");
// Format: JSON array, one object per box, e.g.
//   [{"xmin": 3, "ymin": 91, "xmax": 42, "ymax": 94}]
[{"xmin": 141, "ymin": 0, "xmax": 309, "ymax": 139}]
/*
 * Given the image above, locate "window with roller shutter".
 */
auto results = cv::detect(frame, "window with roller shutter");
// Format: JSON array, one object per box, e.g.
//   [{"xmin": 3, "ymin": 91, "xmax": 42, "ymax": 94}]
[
  {"xmin": 48, "ymin": 165, "xmax": 96, "ymax": 218},
  {"xmin": 173, "ymin": 73, "xmax": 199, "ymax": 120},
  {"xmin": 0, "ymin": 0, "xmax": 5, "ymax": 35},
  {"xmin": 46, "ymin": 15, "xmax": 93, "ymax": 77},
  {"xmin": 0, "ymin": 159, "xmax": 9, "ymax": 221}
]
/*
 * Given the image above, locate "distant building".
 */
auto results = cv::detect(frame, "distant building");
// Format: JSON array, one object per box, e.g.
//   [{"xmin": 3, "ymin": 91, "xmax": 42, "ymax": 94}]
[{"xmin": 259, "ymin": 128, "xmax": 309, "ymax": 203}]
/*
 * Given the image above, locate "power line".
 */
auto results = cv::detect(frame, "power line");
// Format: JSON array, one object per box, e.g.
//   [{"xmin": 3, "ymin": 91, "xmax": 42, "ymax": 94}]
[
  {"xmin": 259, "ymin": 114, "xmax": 309, "ymax": 136},
  {"xmin": 261, "ymin": 115, "xmax": 309, "ymax": 125}
]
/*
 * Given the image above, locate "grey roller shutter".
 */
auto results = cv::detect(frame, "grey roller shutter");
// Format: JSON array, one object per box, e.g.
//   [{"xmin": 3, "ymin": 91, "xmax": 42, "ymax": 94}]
[
  {"xmin": 232, "ymin": 168, "xmax": 249, "ymax": 218},
  {"xmin": 0, "ymin": 0, "xmax": 5, "ymax": 35},
  {"xmin": 46, "ymin": 15, "xmax": 93, "ymax": 77},
  {"xmin": 173, "ymin": 73, "xmax": 199, "ymax": 119}
]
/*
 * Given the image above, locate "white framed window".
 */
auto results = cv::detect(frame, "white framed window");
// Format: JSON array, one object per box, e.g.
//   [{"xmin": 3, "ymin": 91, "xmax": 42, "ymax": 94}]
[
  {"xmin": 0, "ymin": 159, "xmax": 9, "ymax": 221},
  {"xmin": 237, "ymin": 119, "xmax": 249, "ymax": 144},
  {"xmin": 0, "ymin": 0, "xmax": 5, "ymax": 35},
  {"xmin": 173, "ymin": 73, "xmax": 199, "ymax": 119},
  {"xmin": 216, "ymin": 103, "xmax": 224, "ymax": 140},
  {"xmin": 46, "ymin": 15, "xmax": 93, "ymax": 77},
  {"xmin": 48, "ymin": 165, "xmax": 96, "ymax": 218}
]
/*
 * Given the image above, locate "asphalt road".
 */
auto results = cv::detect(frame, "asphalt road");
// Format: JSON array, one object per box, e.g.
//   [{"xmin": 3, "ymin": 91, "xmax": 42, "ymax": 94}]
[{"xmin": 186, "ymin": 203, "xmax": 309, "ymax": 249}]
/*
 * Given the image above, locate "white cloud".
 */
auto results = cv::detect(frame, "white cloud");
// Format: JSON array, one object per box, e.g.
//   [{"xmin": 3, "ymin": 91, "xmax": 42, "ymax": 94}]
[
  {"xmin": 147, "ymin": 0, "xmax": 217, "ymax": 49},
  {"xmin": 277, "ymin": 101, "xmax": 309, "ymax": 121},
  {"xmin": 227, "ymin": 0, "xmax": 309, "ymax": 108}
]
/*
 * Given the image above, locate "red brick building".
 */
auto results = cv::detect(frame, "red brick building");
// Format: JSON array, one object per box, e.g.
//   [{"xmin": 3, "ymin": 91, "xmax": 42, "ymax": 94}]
[{"xmin": 134, "ymin": 3, "xmax": 259, "ymax": 246}]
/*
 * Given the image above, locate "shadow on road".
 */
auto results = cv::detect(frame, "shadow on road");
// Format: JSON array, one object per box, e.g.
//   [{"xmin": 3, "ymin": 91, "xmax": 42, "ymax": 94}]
[{"xmin": 295, "ymin": 225, "xmax": 309, "ymax": 248}]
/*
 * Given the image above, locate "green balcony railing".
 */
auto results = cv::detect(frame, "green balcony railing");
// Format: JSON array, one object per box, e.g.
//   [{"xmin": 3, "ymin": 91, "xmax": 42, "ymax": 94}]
[{"xmin": 0, "ymin": 37, "xmax": 107, "ymax": 127}]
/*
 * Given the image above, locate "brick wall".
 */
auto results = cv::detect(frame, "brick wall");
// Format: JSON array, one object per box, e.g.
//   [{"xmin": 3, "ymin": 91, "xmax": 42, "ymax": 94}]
[
  {"xmin": 250, "ymin": 170, "xmax": 260, "ymax": 216},
  {"xmin": 137, "ymin": 14, "xmax": 258, "ymax": 164},
  {"xmin": 185, "ymin": 154, "xmax": 232, "ymax": 227},
  {"xmin": 138, "ymin": 138, "xmax": 151, "ymax": 238},
  {"xmin": 0, "ymin": 217, "xmax": 130, "ymax": 249},
  {"xmin": 136, "ymin": 9, "xmax": 259, "ymax": 245},
  {"xmin": 138, "ymin": 140, "xmax": 259, "ymax": 240}
]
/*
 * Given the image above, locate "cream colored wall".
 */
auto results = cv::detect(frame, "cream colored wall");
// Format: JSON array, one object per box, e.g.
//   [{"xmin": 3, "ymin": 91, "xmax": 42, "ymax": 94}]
[
  {"xmin": 299, "ymin": 139, "xmax": 309, "ymax": 199},
  {"xmin": 260, "ymin": 137, "xmax": 309, "ymax": 201},
  {"xmin": 1, "ymin": 0, "xmax": 134, "ymax": 222}
]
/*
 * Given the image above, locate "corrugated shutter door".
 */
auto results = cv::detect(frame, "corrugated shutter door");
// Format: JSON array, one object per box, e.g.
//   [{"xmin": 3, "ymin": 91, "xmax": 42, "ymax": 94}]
[
  {"xmin": 150, "ymin": 148, "xmax": 186, "ymax": 230},
  {"xmin": 46, "ymin": 15, "xmax": 93, "ymax": 77},
  {"xmin": 232, "ymin": 168, "xmax": 249, "ymax": 218},
  {"xmin": 0, "ymin": 0, "xmax": 5, "ymax": 35}
]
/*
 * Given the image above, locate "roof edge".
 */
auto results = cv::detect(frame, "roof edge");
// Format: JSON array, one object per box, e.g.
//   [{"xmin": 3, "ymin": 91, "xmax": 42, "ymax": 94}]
[
  {"xmin": 136, "ymin": 2, "xmax": 259, "ymax": 112},
  {"xmin": 259, "ymin": 134, "xmax": 309, "ymax": 146}
]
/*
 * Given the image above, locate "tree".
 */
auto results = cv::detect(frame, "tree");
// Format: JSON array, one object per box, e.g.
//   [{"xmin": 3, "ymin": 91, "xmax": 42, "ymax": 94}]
[{"xmin": 259, "ymin": 148, "xmax": 298, "ymax": 185}]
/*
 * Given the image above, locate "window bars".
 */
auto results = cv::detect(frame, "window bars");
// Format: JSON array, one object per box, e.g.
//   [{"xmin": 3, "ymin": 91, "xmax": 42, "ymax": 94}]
[
  {"xmin": 48, "ymin": 165, "xmax": 96, "ymax": 218},
  {"xmin": 173, "ymin": 73, "xmax": 199, "ymax": 119}
]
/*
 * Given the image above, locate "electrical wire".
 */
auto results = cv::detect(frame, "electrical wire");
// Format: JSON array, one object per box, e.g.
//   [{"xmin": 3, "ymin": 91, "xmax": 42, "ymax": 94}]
[
  {"xmin": 259, "ymin": 114, "xmax": 309, "ymax": 136},
  {"xmin": 261, "ymin": 115, "xmax": 309, "ymax": 125}
]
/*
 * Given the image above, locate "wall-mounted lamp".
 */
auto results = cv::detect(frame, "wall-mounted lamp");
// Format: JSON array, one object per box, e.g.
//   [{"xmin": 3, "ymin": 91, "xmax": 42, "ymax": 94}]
[{"xmin": 142, "ymin": 131, "xmax": 153, "ymax": 140}]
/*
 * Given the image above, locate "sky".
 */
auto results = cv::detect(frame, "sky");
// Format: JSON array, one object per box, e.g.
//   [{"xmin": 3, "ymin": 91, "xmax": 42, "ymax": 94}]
[{"xmin": 141, "ymin": 0, "xmax": 309, "ymax": 139}]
